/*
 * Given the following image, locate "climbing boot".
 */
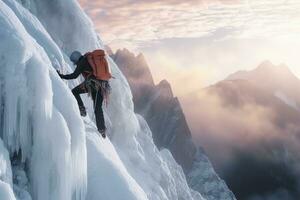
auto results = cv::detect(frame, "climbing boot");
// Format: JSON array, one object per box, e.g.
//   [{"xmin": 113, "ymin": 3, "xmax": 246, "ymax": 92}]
[
  {"xmin": 79, "ymin": 106, "xmax": 87, "ymax": 117},
  {"xmin": 98, "ymin": 129, "xmax": 106, "ymax": 138}
]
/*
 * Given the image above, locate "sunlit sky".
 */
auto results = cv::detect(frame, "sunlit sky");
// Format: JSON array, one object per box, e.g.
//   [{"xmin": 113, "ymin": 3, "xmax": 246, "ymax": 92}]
[{"xmin": 79, "ymin": 0, "xmax": 300, "ymax": 96}]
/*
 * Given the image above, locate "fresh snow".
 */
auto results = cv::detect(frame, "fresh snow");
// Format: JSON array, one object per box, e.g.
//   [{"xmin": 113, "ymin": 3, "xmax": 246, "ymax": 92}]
[
  {"xmin": 0, "ymin": 0, "xmax": 232, "ymax": 199},
  {"xmin": 84, "ymin": 117, "xmax": 148, "ymax": 200}
]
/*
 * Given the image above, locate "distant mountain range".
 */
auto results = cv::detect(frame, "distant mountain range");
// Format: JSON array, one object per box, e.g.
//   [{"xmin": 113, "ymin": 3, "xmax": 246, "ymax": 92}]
[
  {"xmin": 109, "ymin": 48, "xmax": 236, "ymax": 200},
  {"xmin": 181, "ymin": 61, "xmax": 300, "ymax": 200},
  {"xmin": 227, "ymin": 60, "xmax": 300, "ymax": 110}
]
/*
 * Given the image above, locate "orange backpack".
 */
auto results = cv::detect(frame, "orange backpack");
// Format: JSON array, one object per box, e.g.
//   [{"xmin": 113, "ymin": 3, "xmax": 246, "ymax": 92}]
[{"xmin": 86, "ymin": 49, "xmax": 112, "ymax": 81}]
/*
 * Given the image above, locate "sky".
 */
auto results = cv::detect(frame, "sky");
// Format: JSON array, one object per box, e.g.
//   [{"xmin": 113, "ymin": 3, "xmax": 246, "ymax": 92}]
[{"xmin": 79, "ymin": 0, "xmax": 300, "ymax": 97}]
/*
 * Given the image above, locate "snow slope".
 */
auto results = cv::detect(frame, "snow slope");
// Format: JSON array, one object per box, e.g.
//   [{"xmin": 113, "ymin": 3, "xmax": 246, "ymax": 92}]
[
  {"xmin": 0, "ymin": 0, "xmax": 209, "ymax": 200},
  {"xmin": 84, "ymin": 118, "xmax": 147, "ymax": 200}
]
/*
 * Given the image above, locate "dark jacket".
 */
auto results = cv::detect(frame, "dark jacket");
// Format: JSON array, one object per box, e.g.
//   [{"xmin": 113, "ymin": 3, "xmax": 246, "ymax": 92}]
[{"xmin": 60, "ymin": 56, "xmax": 93, "ymax": 80}]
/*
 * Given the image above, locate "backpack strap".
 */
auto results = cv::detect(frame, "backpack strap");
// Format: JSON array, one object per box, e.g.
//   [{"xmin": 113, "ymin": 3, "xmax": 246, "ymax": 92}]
[{"xmin": 85, "ymin": 52, "xmax": 96, "ymax": 69}]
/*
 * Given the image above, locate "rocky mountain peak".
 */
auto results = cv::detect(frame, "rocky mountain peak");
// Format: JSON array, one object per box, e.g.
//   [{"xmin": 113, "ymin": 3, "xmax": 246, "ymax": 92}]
[
  {"xmin": 227, "ymin": 60, "xmax": 297, "ymax": 83},
  {"xmin": 115, "ymin": 48, "xmax": 135, "ymax": 58},
  {"xmin": 136, "ymin": 53, "xmax": 148, "ymax": 66},
  {"xmin": 256, "ymin": 60, "xmax": 293, "ymax": 76},
  {"xmin": 157, "ymin": 79, "xmax": 174, "ymax": 98}
]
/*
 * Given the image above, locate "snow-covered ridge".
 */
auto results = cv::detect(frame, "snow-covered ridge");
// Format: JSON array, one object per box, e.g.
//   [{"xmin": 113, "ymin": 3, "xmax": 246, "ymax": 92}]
[{"xmin": 0, "ymin": 0, "xmax": 215, "ymax": 200}]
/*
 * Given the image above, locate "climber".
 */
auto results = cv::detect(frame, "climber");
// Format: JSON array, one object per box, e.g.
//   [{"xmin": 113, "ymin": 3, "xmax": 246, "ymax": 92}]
[{"xmin": 57, "ymin": 50, "xmax": 112, "ymax": 138}]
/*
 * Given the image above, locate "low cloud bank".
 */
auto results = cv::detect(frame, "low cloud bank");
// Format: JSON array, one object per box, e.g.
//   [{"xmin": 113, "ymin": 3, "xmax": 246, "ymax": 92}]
[{"xmin": 180, "ymin": 81, "xmax": 300, "ymax": 199}]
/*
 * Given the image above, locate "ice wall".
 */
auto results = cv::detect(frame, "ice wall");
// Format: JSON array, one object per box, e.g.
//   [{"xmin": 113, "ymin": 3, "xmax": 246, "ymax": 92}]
[
  {"xmin": 0, "ymin": 138, "xmax": 15, "ymax": 200},
  {"xmin": 0, "ymin": 1, "xmax": 87, "ymax": 199},
  {"xmin": 0, "ymin": 182, "xmax": 16, "ymax": 200}
]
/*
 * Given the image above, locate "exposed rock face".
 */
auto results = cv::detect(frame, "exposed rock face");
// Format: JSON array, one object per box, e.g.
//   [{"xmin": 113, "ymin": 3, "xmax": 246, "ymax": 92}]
[{"xmin": 110, "ymin": 48, "xmax": 236, "ymax": 200}]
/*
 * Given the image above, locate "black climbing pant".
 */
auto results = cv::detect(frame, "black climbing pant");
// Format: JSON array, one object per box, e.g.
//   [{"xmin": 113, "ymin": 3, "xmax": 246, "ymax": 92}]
[{"xmin": 72, "ymin": 81, "xmax": 106, "ymax": 131}]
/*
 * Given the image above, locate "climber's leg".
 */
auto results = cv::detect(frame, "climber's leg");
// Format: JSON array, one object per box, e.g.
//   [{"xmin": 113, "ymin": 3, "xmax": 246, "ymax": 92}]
[
  {"xmin": 72, "ymin": 83, "xmax": 87, "ymax": 116},
  {"xmin": 91, "ymin": 88, "xmax": 106, "ymax": 138}
]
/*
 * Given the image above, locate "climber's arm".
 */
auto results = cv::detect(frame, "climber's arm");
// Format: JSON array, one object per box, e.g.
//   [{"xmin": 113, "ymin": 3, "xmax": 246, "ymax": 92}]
[{"xmin": 58, "ymin": 65, "xmax": 82, "ymax": 80}]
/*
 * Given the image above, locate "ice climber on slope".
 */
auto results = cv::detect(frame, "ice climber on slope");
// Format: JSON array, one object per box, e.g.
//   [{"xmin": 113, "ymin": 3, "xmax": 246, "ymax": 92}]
[{"xmin": 57, "ymin": 50, "xmax": 112, "ymax": 138}]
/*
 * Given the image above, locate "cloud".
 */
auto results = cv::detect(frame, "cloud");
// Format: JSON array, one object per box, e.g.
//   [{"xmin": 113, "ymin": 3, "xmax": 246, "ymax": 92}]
[
  {"xmin": 79, "ymin": 0, "xmax": 300, "ymax": 48},
  {"xmin": 180, "ymin": 80, "xmax": 300, "ymax": 199},
  {"xmin": 248, "ymin": 189, "xmax": 295, "ymax": 200}
]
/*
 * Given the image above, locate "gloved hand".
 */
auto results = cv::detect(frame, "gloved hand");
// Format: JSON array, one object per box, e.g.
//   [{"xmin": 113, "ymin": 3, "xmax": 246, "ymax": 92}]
[{"xmin": 56, "ymin": 70, "xmax": 63, "ymax": 78}]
